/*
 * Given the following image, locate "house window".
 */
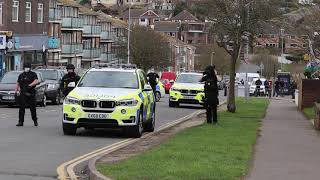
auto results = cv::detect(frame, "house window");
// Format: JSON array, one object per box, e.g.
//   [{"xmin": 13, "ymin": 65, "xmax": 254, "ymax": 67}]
[
  {"xmin": 25, "ymin": 2, "xmax": 32, "ymax": 22},
  {"xmin": 141, "ymin": 18, "xmax": 145, "ymax": 22},
  {"xmin": 37, "ymin": 3, "xmax": 44, "ymax": 23},
  {"xmin": 0, "ymin": 3, "xmax": 3, "ymax": 25},
  {"xmin": 12, "ymin": 1, "xmax": 19, "ymax": 22}
]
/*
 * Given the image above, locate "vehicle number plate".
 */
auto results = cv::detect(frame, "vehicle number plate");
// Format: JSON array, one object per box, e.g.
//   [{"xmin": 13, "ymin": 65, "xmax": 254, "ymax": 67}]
[
  {"xmin": 87, "ymin": 113, "xmax": 110, "ymax": 119},
  {"xmin": 183, "ymin": 96, "xmax": 194, "ymax": 99},
  {"xmin": 2, "ymin": 96, "xmax": 15, "ymax": 100}
]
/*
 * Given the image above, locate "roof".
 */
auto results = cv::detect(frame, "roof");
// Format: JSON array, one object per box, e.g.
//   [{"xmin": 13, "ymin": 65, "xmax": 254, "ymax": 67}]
[
  {"xmin": 79, "ymin": 6, "xmax": 100, "ymax": 16},
  {"xmin": 154, "ymin": 21, "xmax": 180, "ymax": 32},
  {"xmin": 57, "ymin": 0, "xmax": 82, "ymax": 8},
  {"xmin": 171, "ymin": 10, "xmax": 198, "ymax": 21},
  {"xmin": 123, "ymin": 9, "xmax": 159, "ymax": 19},
  {"xmin": 89, "ymin": 68, "xmax": 137, "ymax": 73},
  {"xmin": 98, "ymin": 12, "xmax": 113, "ymax": 23}
]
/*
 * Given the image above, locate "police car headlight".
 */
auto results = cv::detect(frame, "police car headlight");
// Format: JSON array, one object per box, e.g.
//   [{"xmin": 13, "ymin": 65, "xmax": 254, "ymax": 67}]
[
  {"xmin": 171, "ymin": 87, "xmax": 180, "ymax": 92},
  {"xmin": 116, "ymin": 98, "xmax": 139, "ymax": 106},
  {"xmin": 47, "ymin": 84, "xmax": 57, "ymax": 90},
  {"xmin": 64, "ymin": 97, "xmax": 81, "ymax": 105}
]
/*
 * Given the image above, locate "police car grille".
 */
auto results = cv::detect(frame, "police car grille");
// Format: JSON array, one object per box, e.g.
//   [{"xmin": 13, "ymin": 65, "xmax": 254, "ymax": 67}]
[
  {"xmin": 181, "ymin": 89, "xmax": 188, "ymax": 94},
  {"xmin": 190, "ymin": 90, "xmax": 198, "ymax": 94},
  {"xmin": 99, "ymin": 101, "xmax": 115, "ymax": 108},
  {"xmin": 81, "ymin": 100, "xmax": 97, "ymax": 108}
]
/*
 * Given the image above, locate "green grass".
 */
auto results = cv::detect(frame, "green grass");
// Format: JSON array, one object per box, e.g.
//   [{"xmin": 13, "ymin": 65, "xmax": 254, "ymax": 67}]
[
  {"xmin": 97, "ymin": 98, "xmax": 269, "ymax": 180},
  {"xmin": 303, "ymin": 107, "xmax": 315, "ymax": 119}
]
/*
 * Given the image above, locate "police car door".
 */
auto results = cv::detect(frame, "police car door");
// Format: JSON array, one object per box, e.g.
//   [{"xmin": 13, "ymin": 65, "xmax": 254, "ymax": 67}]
[{"xmin": 138, "ymin": 71, "xmax": 152, "ymax": 121}]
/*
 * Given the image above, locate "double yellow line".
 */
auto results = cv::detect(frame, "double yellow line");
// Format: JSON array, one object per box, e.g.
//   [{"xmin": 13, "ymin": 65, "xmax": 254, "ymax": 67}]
[{"xmin": 57, "ymin": 110, "xmax": 204, "ymax": 180}]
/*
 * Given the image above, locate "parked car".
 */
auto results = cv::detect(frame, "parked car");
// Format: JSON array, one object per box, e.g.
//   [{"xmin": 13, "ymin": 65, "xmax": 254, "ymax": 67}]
[
  {"xmin": 35, "ymin": 68, "xmax": 64, "ymax": 105},
  {"xmin": 0, "ymin": 71, "xmax": 47, "ymax": 106},
  {"xmin": 249, "ymin": 78, "xmax": 267, "ymax": 96},
  {"xmin": 155, "ymin": 81, "xmax": 166, "ymax": 102}
]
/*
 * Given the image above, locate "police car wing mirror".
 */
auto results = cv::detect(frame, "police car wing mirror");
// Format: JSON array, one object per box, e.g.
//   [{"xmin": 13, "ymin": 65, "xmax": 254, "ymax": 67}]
[
  {"xmin": 143, "ymin": 84, "xmax": 152, "ymax": 91},
  {"xmin": 67, "ymin": 82, "xmax": 76, "ymax": 88}
]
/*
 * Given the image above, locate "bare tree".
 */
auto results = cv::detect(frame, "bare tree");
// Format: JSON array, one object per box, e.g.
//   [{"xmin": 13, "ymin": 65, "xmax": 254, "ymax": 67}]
[
  {"xmin": 203, "ymin": 0, "xmax": 276, "ymax": 112},
  {"xmin": 252, "ymin": 49, "xmax": 280, "ymax": 79}
]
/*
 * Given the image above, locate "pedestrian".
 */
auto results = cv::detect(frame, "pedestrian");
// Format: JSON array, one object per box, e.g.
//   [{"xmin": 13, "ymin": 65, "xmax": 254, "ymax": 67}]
[
  {"xmin": 255, "ymin": 78, "xmax": 262, "ymax": 96},
  {"xmin": 61, "ymin": 64, "xmax": 81, "ymax": 97},
  {"xmin": 290, "ymin": 80, "xmax": 297, "ymax": 99},
  {"xmin": 264, "ymin": 79, "xmax": 270, "ymax": 97},
  {"xmin": 200, "ymin": 65, "xmax": 219, "ymax": 124},
  {"xmin": 15, "ymin": 62, "xmax": 39, "ymax": 127},
  {"xmin": 147, "ymin": 71, "xmax": 159, "ymax": 96},
  {"xmin": 280, "ymin": 80, "xmax": 285, "ymax": 97},
  {"xmin": 274, "ymin": 80, "xmax": 280, "ymax": 97}
]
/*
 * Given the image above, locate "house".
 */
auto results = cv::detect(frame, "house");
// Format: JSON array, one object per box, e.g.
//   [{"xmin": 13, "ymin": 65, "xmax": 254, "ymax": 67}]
[
  {"xmin": 98, "ymin": 13, "xmax": 114, "ymax": 63},
  {"xmin": 122, "ymin": 9, "xmax": 160, "ymax": 27},
  {"xmin": 91, "ymin": 0, "xmax": 118, "ymax": 8},
  {"xmin": 0, "ymin": 0, "xmax": 50, "ymax": 72},
  {"xmin": 122, "ymin": 0, "xmax": 150, "ymax": 7},
  {"xmin": 154, "ymin": 21, "xmax": 179, "ymax": 38},
  {"xmin": 171, "ymin": 10, "xmax": 198, "ymax": 22},
  {"xmin": 48, "ymin": 0, "xmax": 62, "ymax": 66}
]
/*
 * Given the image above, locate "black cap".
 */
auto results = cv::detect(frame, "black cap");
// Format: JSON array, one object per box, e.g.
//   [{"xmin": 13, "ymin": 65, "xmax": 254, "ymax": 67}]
[
  {"xmin": 24, "ymin": 62, "xmax": 31, "ymax": 68},
  {"xmin": 66, "ymin": 64, "xmax": 75, "ymax": 70}
]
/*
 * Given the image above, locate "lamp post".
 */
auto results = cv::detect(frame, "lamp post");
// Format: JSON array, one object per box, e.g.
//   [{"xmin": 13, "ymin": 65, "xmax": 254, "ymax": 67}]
[
  {"xmin": 127, "ymin": 1, "xmax": 132, "ymax": 65},
  {"xmin": 210, "ymin": 51, "xmax": 215, "ymax": 66}
]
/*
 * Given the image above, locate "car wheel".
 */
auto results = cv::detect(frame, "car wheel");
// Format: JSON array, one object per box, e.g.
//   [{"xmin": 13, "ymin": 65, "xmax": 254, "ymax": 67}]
[
  {"xmin": 145, "ymin": 107, "xmax": 155, "ymax": 132},
  {"xmin": 53, "ymin": 92, "xmax": 61, "ymax": 105},
  {"xmin": 169, "ymin": 100, "xmax": 176, "ymax": 107},
  {"xmin": 155, "ymin": 92, "xmax": 161, "ymax": 102},
  {"xmin": 63, "ymin": 123, "xmax": 77, "ymax": 135},
  {"xmin": 126, "ymin": 110, "xmax": 143, "ymax": 138},
  {"xmin": 40, "ymin": 95, "xmax": 47, "ymax": 107}
]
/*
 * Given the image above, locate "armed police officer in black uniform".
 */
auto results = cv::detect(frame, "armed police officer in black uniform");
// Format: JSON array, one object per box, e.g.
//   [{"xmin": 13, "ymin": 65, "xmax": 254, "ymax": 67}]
[
  {"xmin": 16, "ymin": 62, "xmax": 39, "ymax": 127},
  {"xmin": 200, "ymin": 65, "xmax": 219, "ymax": 124},
  {"xmin": 61, "ymin": 64, "xmax": 81, "ymax": 97},
  {"xmin": 147, "ymin": 71, "xmax": 159, "ymax": 96}
]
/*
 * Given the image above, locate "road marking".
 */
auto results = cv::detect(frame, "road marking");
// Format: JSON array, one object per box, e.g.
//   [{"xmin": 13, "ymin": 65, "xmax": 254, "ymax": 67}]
[{"xmin": 57, "ymin": 110, "xmax": 203, "ymax": 180}]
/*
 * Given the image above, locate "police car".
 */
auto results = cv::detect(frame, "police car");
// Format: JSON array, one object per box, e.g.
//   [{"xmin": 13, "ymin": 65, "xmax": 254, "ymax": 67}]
[
  {"xmin": 169, "ymin": 72, "xmax": 205, "ymax": 107},
  {"xmin": 62, "ymin": 64, "xmax": 156, "ymax": 138}
]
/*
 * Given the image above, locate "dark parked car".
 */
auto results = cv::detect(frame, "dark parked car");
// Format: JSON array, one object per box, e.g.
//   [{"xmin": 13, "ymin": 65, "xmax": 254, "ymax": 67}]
[
  {"xmin": 0, "ymin": 71, "xmax": 47, "ymax": 106},
  {"xmin": 35, "ymin": 68, "xmax": 64, "ymax": 105}
]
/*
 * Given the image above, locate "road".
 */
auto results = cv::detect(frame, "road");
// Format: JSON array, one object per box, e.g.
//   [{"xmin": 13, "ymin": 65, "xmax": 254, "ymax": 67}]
[{"xmin": 0, "ymin": 92, "xmax": 225, "ymax": 180}]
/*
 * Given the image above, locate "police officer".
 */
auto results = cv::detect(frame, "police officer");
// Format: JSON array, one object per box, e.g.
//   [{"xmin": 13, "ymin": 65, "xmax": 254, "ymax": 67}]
[
  {"xmin": 61, "ymin": 64, "xmax": 81, "ymax": 97},
  {"xmin": 147, "ymin": 71, "xmax": 159, "ymax": 95},
  {"xmin": 16, "ymin": 62, "xmax": 39, "ymax": 127},
  {"xmin": 201, "ymin": 65, "xmax": 219, "ymax": 124}
]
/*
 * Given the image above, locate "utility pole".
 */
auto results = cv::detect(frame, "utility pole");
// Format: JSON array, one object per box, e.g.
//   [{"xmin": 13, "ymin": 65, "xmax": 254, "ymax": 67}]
[{"xmin": 280, "ymin": 28, "xmax": 285, "ymax": 70}]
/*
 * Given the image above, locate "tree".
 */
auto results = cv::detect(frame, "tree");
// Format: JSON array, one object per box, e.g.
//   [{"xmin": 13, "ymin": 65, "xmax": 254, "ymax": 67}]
[
  {"xmin": 201, "ymin": 0, "xmax": 277, "ymax": 112},
  {"xmin": 252, "ymin": 50, "xmax": 280, "ymax": 79},
  {"xmin": 129, "ymin": 26, "xmax": 171, "ymax": 71}
]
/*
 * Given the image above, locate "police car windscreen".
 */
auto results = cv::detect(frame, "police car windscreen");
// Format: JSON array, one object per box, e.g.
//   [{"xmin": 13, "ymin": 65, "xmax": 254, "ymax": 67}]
[
  {"xmin": 0, "ymin": 72, "xmax": 20, "ymax": 84},
  {"xmin": 37, "ymin": 70, "xmax": 58, "ymax": 80},
  {"xmin": 78, "ymin": 71, "xmax": 139, "ymax": 89},
  {"xmin": 176, "ymin": 74, "xmax": 202, "ymax": 83}
]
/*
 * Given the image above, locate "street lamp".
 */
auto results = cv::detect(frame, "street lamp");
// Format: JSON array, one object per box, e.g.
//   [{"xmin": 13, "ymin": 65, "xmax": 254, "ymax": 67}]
[
  {"xmin": 127, "ymin": 0, "xmax": 132, "ymax": 65},
  {"xmin": 210, "ymin": 51, "xmax": 215, "ymax": 66}
]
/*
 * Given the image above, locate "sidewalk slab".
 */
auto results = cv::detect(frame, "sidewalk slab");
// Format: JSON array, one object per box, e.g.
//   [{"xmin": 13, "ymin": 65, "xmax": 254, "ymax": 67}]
[{"xmin": 247, "ymin": 98, "xmax": 320, "ymax": 180}]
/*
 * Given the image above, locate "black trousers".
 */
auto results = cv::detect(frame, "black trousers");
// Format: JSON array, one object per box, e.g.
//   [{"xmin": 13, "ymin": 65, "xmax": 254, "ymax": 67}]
[
  {"xmin": 19, "ymin": 94, "xmax": 37, "ymax": 123},
  {"xmin": 206, "ymin": 105, "xmax": 217, "ymax": 124}
]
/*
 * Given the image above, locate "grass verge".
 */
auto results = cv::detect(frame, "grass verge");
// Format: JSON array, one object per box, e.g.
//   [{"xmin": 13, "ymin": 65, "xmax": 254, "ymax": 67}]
[
  {"xmin": 97, "ymin": 98, "xmax": 269, "ymax": 180},
  {"xmin": 303, "ymin": 107, "xmax": 315, "ymax": 120}
]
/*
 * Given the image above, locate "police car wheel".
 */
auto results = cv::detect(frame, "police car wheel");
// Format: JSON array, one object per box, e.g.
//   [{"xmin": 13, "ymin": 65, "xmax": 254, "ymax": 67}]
[
  {"xmin": 155, "ymin": 92, "xmax": 161, "ymax": 102},
  {"xmin": 63, "ymin": 123, "xmax": 77, "ymax": 135},
  {"xmin": 169, "ymin": 100, "xmax": 176, "ymax": 107},
  {"xmin": 126, "ymin": 110, "xmax": 143, "ymax": 138},
  {"xmin": 145, "ymin": 107, "xmax": 155, "ymax": 132}
]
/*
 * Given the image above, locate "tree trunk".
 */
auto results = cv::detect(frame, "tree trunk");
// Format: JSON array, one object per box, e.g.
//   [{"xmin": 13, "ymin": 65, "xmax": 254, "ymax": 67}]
[{"xmin": 227, "ymin": 44, "xmax": 240, "ymax": 113}]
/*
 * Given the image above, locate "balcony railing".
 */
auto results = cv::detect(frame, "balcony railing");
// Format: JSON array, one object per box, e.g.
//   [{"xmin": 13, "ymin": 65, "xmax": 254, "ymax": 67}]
[
  {"xmin": 83, "ymin": 25, "xmax": 102, "ymax": 36},
  {"xmin": 61, "ymin": 44, "xmax": 83, "ymax": 54},
  {"xmin": 101, "ymin": 32, "xmax": 113, "ymax": 41},
  {"xmin": 48, "ymin": 37, "xmax": 60, "ymax": 49},
  {"xmin": 83, "ymin": 48, "xmax": 101, "ymax": 59},
  {"xmin": 100, "ymin": 52, "xmax": 116, "ymax": 62},
  {"xmin": 62, "ymin": 17, "xmax": 83, "ymax": 29},
  {"xmin": 49, "ymin": 8, "xmax": 61, "ymax": 22}
]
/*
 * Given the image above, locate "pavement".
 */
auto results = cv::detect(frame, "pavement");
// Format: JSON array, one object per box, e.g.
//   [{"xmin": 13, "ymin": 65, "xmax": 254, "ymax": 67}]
[
  {"xmin": 0, "ymin": 92, "xmax": 226, "ymax": 180},
  {"xmin": 247, "ymin": 98, "xmax": 320, "ymax": 180}
]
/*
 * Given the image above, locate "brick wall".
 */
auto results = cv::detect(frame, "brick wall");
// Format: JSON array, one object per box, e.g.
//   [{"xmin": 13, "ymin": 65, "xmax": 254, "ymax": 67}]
[{"xmin": 299, "ymin": 79, "xmax": 320, "ymax": 110}]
